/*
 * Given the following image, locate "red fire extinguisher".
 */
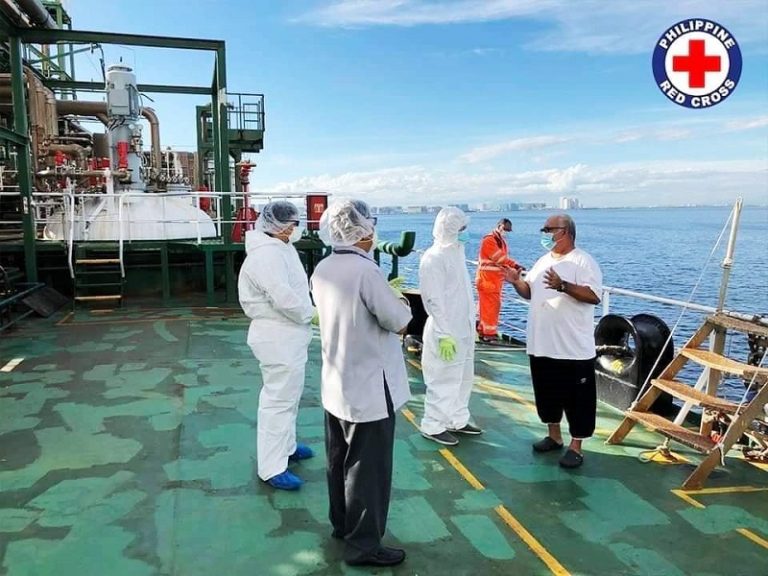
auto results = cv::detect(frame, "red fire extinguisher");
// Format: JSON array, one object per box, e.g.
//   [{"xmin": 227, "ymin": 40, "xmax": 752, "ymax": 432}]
[
  {"xmin": 197, "ymin": 185, "xmax": 211, "ymax": 213},
  {"xmin": 232, "ymin": 161, "xmax": 258, "ymax": 242}
]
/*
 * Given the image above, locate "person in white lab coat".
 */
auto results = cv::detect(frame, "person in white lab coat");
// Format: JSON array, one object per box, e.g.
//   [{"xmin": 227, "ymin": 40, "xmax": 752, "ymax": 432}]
[
  {"xmin": 419, "ymin": 206, "xmax": 482, "ymax": 446},
  {"xmin": 311, "ymin": 199, "xmax": 412, "ymax": 568},
  {"xmin": 238, "ymin": 201, "xmax": 315, "ymax": 491}
]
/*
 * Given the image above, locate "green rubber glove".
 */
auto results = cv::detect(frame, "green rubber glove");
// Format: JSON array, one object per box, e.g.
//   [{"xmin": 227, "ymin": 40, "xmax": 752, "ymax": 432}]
[
  {"xmin": 438, "ymin": 336, "xmax": 457, "ymax": 362},
  {"xmin": 388, "ymin": 276, "xmax": 405, "ymax": 298},
  {"xmin": 311, "ymin": 308, "xmax": 320, "ymax": 326}
]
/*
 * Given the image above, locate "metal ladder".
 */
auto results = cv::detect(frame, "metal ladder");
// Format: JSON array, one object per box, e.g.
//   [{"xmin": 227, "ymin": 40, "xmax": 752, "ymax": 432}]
[{"xmin": 72, "ymin": 243, "xmax": 124, "ymax": 307}]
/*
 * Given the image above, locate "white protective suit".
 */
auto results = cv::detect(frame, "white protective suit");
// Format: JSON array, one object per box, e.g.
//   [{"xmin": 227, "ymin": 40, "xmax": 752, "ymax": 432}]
[
  {"xmin": 238, "ymin": 226, "xmax": 314, "ymax": 481},
  {"xmin": 419, "ymin": 207, "xmax": 476, "ymax": 435}
]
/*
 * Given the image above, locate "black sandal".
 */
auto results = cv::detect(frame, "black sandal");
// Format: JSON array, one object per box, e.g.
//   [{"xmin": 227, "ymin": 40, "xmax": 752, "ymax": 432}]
[{"xmin": 559, "ymin": 449, "xmax": 584, "ymax": 468}]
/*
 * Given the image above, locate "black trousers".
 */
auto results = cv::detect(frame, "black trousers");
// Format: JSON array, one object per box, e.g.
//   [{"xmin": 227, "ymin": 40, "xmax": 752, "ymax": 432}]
[
  {"xmin": 324, "ymin": 383, "xmax": 396, "ymax": 562},
  {"xmin": 529, "ymin": 355, "xmax": 597, "ymax": 439}
]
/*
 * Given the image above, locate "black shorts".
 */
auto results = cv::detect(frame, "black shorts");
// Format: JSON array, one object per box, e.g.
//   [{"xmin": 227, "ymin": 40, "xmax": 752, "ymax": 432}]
[{"xmin": 528, "ymin": 355, "xmax": 596, "ymax": 439}]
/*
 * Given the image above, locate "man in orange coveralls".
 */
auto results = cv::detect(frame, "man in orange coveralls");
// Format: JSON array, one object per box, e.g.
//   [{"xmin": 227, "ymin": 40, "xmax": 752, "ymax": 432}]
[{"xmin": 475, "ymin": 218, "xmax": 522, "ymax": 342}]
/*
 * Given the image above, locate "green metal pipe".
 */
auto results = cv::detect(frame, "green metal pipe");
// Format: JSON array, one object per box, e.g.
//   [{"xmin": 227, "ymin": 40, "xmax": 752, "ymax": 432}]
[{"xmin": 377, "ymin": 231, "xmax": 416, "ymax": 257}]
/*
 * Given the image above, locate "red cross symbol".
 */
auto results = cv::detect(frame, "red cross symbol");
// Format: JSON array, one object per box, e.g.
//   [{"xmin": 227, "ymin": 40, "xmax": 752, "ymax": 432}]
[{"xmin": 672, "ymin": 39, "xmax": 721, "ymax": 88}]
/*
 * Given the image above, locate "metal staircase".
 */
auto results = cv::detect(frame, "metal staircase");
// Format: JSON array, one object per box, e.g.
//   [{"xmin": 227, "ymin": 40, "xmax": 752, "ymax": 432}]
[
  {"xmin": 607, "ymin": 313, "xmax": 768, "ymax": 489},
  {"xmin": 72, "ymin": 243, "xmax": 124, "ymax": 307}
]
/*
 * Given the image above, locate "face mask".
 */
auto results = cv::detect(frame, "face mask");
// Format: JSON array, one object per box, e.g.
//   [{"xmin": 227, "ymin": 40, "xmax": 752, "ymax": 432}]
[
  {"xmin": 457, "ymin": 230, "xmax": 469, "ymax": 243},
  {"xmin": 367, "ymin": 230, "xmax": 378, "ymax": 254},
  {"xmin": 540, "ymin": 232, "xmax": 556, "ymax": 251},
  {"xmin": 288, "ymin": 226, "xmax": 304, "ymax": 243}
]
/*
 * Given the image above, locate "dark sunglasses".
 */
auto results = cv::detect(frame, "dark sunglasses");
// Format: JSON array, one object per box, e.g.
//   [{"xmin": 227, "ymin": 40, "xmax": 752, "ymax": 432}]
[{"xmin": 540, "ymin": 226, "xmax": 565, "ymax": 233}]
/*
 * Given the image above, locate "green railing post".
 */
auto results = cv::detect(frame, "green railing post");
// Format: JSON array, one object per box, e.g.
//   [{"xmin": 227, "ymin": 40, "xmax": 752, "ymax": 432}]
[
  {"xmin": 10, "ymin": 35, "xmax": 38, "ymax": 282},
  {"xmin": 214, "ymin": 45, "xmax": 236, "ymax": 303}
]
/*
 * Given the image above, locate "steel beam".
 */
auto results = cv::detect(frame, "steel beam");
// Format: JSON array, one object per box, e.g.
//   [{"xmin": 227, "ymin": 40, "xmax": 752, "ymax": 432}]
[
  {"xmin": 44, "ymin": 79, "xmax": 212, "ymax": 95},
  {"xmin": 0, "ymin": 125, "xmax": 28, "ymax": 146},
  {"xmin": 9, "ymin": 35, "xmax": 38, "ymax": 282},
  {"xmin": 17, "ymin": 27, "xmax": 224, "ymax": 51}
]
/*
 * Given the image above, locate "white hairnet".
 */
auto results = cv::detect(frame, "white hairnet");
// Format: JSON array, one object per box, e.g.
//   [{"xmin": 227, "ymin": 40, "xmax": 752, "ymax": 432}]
[
  {"xmin": 319, "ymin": 199, "xmax": 375, "ymax": 247},
  {"xmin": 256, "ymin": 201, "xmax": 299, "ymax": 234},
  {"xmin": 432, "ymin": 206, "xmax": 469, "ymax": 247}
]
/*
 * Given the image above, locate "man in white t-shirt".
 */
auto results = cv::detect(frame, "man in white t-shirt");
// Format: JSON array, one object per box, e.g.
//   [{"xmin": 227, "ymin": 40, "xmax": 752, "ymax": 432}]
[{"xmin": 505, "ymin": 214, "xmax": 602, "ymax": 469}]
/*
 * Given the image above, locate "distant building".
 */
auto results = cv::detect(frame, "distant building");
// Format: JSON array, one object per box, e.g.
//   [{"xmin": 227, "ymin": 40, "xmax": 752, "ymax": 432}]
[
  {"xmin": 376, "ymin": 205, "xmax": 403, "ymax": 215},
  {"xmin": 558, "ymin": 196, "xmax": 581, "ymax": 210}
]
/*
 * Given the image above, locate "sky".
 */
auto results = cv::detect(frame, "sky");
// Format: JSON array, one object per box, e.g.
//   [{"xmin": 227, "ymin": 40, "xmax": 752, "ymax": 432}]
[{"xmin": 62, "ymin": 0, "xmax": 768, "ymax": 208}]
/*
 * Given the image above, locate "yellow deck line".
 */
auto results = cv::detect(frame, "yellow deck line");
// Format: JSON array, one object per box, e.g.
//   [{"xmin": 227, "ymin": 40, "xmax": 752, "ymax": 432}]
[
  {"xmin": 0, "ymin": 357, "xmax": 24, "ymax": 372},
  {"xmin": 438, "ymin": 449, "xmax": 485, "ymax": 490},
  {"xmin": 475, "ymin": 379, "xmax": 538, "ymax": 411},
  {"xmin": 736, "ymin": 528, "xmax": 768, "ymax": 550},
  {"xmin": 55, "ymin": 311, "xmax": 74, "ymax": 326},
  {"xmin": 680, "ymin": 485, "xmax": 768, "ymax": 496},
  {"xmin": 400, "ymin": 408, "xmax": 418, "ymax": 426},
  {"xmin": 494, "ymin": 505, "xmax": 571, "ymax": 576},
  {"xmin": 406, "ymin": 352, "xmax": 764, "ymax": 558},
  {"xmin": 672, "ymin": 488, "xmax": 768, "ymax": 550},
  {"xmin": 671, "ymin": 490, "xmax": 706, "ymax": 509},
  {"xmin": 399, "ymin": 407, "xmax": 570, "ymax": 575},
  {"xmin": 733, "ymin": 452, "xmax": 768, "ymax": 473}
]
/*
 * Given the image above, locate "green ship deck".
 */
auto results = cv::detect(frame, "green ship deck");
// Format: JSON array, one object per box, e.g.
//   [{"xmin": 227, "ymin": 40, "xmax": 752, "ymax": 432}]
[{"xmin": 1, "ymin": 306, "xmax": 766, "ymax": 575}]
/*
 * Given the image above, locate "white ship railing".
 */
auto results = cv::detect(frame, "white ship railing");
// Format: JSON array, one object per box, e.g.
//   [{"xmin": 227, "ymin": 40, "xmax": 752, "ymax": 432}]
[{"xmin": 21, "ymin": 190, "xmax": 320, "ymax": 279}]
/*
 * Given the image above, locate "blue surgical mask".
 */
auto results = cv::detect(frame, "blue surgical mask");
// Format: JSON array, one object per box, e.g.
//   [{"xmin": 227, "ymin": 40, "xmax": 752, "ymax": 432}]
[
  {"xmin": 541, "ymin": 232, "xmax": 556, "ymax": 251},
  {"xmin": 457, "ymin": 230, "xmax": 469, "ymax": 243}
]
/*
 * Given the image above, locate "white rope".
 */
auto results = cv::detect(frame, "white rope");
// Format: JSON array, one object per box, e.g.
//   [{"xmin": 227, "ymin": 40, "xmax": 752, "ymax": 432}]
[{"xmin": 628, "ymin": 204, "xmax": 736, "ymax": 410}]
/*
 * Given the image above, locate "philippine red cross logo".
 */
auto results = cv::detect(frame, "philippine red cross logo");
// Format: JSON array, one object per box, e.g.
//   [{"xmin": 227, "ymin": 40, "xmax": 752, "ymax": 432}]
[{"xmin": 652, "ymin": 19, "xmax": 742, "ymax": 109}]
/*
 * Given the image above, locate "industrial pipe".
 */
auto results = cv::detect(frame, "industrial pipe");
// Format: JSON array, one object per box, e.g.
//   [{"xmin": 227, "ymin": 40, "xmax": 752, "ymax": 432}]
[
  {"xmin": 1, "ymin": 71, "xmax": 59, "ymax": 146},
  {"xmin": 14, "ymin": 0, "xmax": 56, "ymax": 28},
  {"xmin": 55, "ymin": 100, "xmax": 162, "ymax": 169},
  {"xmin": 0, "ymin": 0, "xmax": 31, "ymax": 27},
  {"xmin": 377, "ymin": 231, "xmax": 416, "ymax": 257},
  {"xmin": 45, "ymin": 143, "xmax": 90, "ymax": 163},
  {"xmin": 140, "ymin": 107, "xmax": 162, "ymax": 170}
]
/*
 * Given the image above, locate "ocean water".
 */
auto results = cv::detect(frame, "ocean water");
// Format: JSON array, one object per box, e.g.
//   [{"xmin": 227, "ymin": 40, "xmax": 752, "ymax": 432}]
[{"xmin": 374, "ymin": 205, "xmax": 768, "ymax": 400}]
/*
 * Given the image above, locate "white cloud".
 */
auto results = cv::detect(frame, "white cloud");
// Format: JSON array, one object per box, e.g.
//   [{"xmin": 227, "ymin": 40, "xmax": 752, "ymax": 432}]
[
  {"xmin": 298, "ymin": 0, "xmax": 545, "ymax": 27},
  {"xmin": 297, "ymin": 0, "xmax": 768, "ymax": 53},
  {"xmin": 262, "ymin": 160, "xmax": 767, "ymax": 207},
  {"xmin": 470, "ymin": 47, "xmax": 504, "ymax": 56},
  {"xmin": 459, "ymin": 123, "xmax": 704, "ymax": 164},
  {"xmin": 460, "ymin": 135, "xmax": 570, "ymax": 163},
  {"xmin": 724, "ymin": 115, "xmax": 768, "ymax": 131}
]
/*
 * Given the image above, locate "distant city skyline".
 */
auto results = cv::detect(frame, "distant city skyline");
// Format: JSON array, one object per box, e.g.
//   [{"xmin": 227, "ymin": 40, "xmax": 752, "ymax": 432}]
[{"xmin": 68, "ymin": 1, "xmax": 768, "ymax": 208}]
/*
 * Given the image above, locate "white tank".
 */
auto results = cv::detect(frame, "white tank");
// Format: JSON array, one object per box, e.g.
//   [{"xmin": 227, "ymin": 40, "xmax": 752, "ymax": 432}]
[{"xmin": 43, "ymin": 65, "xmax": 218, "ymax": 242}]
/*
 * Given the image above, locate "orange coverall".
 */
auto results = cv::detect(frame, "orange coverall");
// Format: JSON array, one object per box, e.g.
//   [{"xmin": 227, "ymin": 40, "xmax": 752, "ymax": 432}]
[{"xmin": 475, "ymin": 231, "xmax": 518, "ymax": 338}]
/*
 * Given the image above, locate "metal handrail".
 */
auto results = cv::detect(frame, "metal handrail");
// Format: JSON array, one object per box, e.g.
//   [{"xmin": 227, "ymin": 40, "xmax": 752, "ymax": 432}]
[{"xmin": 67, "ymin": 192, "xmax": 75, "ymax": 278}]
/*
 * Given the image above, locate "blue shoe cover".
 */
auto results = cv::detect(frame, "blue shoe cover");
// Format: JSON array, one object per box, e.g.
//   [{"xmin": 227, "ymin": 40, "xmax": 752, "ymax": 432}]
[
  {"xmin": 266, "ymin": 470, "xmax": 303, "ymax": 491},
  {"xmin": 289, "ymin": 443, "xmax": 314, "ymax": 461}
]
